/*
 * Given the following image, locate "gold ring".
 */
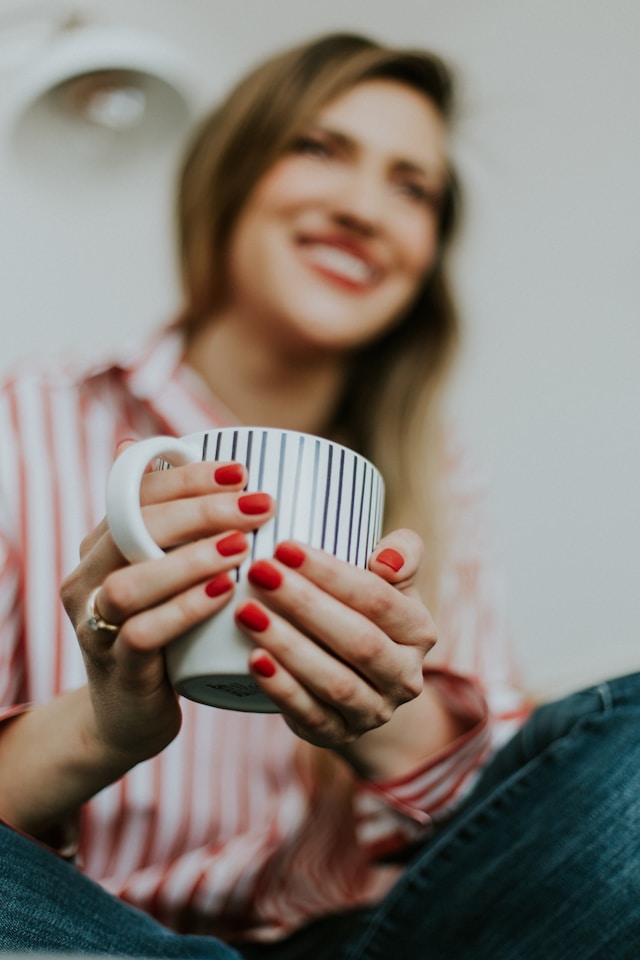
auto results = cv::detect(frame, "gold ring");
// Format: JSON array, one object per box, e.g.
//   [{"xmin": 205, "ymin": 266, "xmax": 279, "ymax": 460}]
[{"xmin": 86, "ymin": 587, "xmax": 120, "ymax": 635}]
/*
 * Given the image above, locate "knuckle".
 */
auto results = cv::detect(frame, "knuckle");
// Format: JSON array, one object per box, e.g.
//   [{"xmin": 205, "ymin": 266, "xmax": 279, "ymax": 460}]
[
  {"xmin": 59, "ymin": 571, "xmax": 77, "ymax": 612},
  {"xmin": 419, "ymin": 624, "xmax": 437, "ymax": 654},
  {"xmin": 370, "ymin": 700, "xmax": 394, "ymax": 727},
  {"xmin": 337, "ymin": 728, "xmax": 359, "ymax": 746},
  {"xmin": 402, "ymin": 668, "xmax": 426, "ymax": 700},
  {"xmin": 365, "ymin": 588, "xmax": 395, "ymax": 622},
  {"xmin": 329, "ymin": 672, "xmax": 360, "ymax": 706},
  {"xmin": 303, "ymin": 708, "xmax": 337, "ymax": 742},
  {"xmin": 190, "ymin": 538, "xmax": 222, "ymax": 570},
  {"xmin": 196, "ymin": 494, "xmax": 225, "ymax": 530},
  {"xmin": 174, "ymin": 589, "xmax": 206, "ymax": 628},
  {"xmin": 78, "ymin": 531, "xmax": 94, "ymax": 558},
  {"xmin": 171, "ymin": 465, "xmax": 198, "ymax": 498},
  {"xmin": 142, "ymin": 463, "xmax": 192, "ymax": 502},
  {"xmin": 353, "ymin": 627, "xmax": 386, "ymax": 669},
  {"xmin": 117, "ymin": 618, "xmax": 146, "ymax": 651},
  {"xmin": 99, "ymin": 574, "xmax": 129, "ymax": 614}
]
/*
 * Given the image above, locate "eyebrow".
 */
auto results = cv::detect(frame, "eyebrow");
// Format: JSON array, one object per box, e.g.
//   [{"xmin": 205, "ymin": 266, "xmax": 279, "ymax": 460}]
[{"xmin": 307, "ymin": 122, "xmax": 447, "ymax": 183}]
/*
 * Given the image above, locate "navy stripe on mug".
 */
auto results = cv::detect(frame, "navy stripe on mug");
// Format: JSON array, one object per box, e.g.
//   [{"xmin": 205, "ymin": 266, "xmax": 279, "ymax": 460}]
[{"xmin": 180, "ymin": 427, "xmax": 383, "ymax": 570}]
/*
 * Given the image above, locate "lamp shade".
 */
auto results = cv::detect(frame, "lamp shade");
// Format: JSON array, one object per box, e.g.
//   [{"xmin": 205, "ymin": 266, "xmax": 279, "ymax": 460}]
[{"xmin": 7, "ymin": 22, "xmax": 200, "ymax": 173}]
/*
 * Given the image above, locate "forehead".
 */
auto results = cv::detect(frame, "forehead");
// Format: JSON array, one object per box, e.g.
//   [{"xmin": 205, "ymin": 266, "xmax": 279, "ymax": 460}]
[{"xmin": 312, "ymin": 78, "xmax": 447, "ymax": 174}]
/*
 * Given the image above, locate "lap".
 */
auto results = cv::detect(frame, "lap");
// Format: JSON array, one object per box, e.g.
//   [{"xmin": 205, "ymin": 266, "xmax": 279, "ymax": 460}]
[
  {"xmin": 2, "ymin": 672, "xmax": 639, "ymax": 960},
  {"xmin": 342, "ymin": 671, "xmax": 640, "ymax": 960},
  {"xmin": 0, "ymin": 822, "xmax": 239, "ymax": 958}
]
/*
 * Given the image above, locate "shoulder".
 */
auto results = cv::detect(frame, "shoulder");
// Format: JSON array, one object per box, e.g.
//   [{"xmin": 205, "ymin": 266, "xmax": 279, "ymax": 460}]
[
  {"xmin": 0, "ymin": 345, "xmax": 132, "ymax": 446},
  {"xmin": 0, "ymin": 326, "xmax": 171, "ymax": 400},
  {"xmin": 0, "ymin": 352, "xmax": 97, "ymax": 393}
]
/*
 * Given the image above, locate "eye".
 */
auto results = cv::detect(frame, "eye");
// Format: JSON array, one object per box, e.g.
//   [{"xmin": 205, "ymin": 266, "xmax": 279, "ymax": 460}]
[
  {"xmin": 398, "ymin": 179, "xmax": 443, "ymax": 211},
  {"xmin": 290, "ymin": 134, "xmax": 334, "ymax": 160}
]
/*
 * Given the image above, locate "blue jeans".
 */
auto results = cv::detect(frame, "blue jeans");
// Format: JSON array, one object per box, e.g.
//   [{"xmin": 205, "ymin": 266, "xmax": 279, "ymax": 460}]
[{"xmin": 1, "ymin": 672, "xmax": 639, "ymax": 959}]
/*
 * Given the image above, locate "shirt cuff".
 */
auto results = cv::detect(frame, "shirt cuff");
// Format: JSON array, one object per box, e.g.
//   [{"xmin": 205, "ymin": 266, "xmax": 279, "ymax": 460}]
[{"xmin": 353, "ymin": 670, "xmax": 493, "ymax": 857}]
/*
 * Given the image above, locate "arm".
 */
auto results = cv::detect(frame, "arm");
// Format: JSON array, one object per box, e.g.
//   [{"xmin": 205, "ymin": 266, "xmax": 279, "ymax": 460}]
[
  {"xmin": 0, "ymin": 687, "xmax": 130, "ymax": 842},
  {"xmin": 0, "ymin": 458, "xmax": 275, "ymax": 841}
]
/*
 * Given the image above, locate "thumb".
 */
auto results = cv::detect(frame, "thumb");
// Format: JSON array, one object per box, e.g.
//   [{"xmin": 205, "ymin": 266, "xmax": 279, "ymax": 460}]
[{"xmin": 368, "ymin": 528, "xmax": 424, "ymax": 594}]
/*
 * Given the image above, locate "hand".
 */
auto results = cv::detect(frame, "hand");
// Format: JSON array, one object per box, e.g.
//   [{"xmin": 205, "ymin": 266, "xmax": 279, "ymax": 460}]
[
  {"xmin": 236, "ymin": 529, "xmax": 436, "ymax": 750},
  {"xmin": 60, "ymin": 452, "xmax": 275, "ymax": 768}
]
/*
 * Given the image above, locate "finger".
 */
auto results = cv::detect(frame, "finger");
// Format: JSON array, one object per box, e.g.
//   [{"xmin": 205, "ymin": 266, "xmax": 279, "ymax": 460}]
[
  {"xmin": 239, "ymin": 562, "xmax": 424, "ymax": 711},
  {"xmin": 251, "ymin": 652, "xmax": 358, "ymax": 748},
  {"xmin": 368, "ymin": 528, "xmax": 424, "ymax": 592},
  {"xmin": 139, "ymin": 490, "xmax": 275, "ymax": 551},
  {"xmin": 240, "ymin": 610, "xmax": 384, "ymax": 744},
  {"xmin": 78, "ymin": 439, "xmax": 166, "ymax": 559},
  {"xmin": 92, "ymin": 530, "xmax": 250, "ymax": 631},
  {"xmin": 139, "ymin": 460, "xmax": 248, "ymax": 507},
  {"xmin": 270, "ymin": 542, "xmax": 435, "ymax": 652}
]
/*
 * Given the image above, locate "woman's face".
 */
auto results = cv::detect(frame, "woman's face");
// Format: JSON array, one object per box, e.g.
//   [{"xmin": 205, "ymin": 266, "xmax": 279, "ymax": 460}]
[{"xmin": 225, "ymin": 78, "xmax": 449, "ymax": 355}]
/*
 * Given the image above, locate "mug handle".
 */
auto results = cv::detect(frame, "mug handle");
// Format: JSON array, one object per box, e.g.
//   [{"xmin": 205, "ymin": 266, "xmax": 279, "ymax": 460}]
[{"xmin": 106, "ymin": 436, "xmax": 200, "ymax": 563}]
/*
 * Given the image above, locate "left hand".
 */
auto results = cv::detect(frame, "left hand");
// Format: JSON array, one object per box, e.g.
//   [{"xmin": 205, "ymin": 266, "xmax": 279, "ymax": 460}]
[{"xmin": 237, "ymin": 528, "xmax": 436, "ymax": 748}]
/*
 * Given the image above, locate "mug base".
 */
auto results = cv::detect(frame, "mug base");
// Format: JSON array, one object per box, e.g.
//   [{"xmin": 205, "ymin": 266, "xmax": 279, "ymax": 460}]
[{"xmin": 174, "ymin": 672, "xmax": 280, "ymax": 712}]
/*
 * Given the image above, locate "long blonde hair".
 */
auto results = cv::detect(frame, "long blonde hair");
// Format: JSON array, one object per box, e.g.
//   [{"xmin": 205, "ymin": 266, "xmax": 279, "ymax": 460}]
[{"xmin": 176, "ymin": 33, "xmax": 462, "ymax": 607}]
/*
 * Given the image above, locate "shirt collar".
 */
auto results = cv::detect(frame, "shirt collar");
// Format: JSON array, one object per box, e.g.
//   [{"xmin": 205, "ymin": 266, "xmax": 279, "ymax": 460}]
[{"xmin": 86, "ymin": 323, "xmax": 238, "ymax": 435}]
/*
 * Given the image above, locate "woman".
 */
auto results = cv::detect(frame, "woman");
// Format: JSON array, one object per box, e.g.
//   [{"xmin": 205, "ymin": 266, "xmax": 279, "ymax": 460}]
[{"xmin": 0, "ymin": 32, "xmax": 638, "ymax": 960}]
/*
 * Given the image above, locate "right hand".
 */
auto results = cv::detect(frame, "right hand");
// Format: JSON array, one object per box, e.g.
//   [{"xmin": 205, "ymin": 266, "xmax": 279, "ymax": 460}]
[{"xmin": 60, "ymin": 448, "xmax": 276, "ymax": 770}]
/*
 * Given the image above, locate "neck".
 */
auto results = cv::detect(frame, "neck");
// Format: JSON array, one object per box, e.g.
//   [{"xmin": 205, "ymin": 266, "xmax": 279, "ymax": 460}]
[{"xmin": 183, "ymin": 314, "xmax": 349, "ymax": 437}]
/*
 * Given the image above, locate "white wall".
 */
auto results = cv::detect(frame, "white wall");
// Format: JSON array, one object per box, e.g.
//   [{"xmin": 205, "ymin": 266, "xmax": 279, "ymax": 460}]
[{"xmin": 1, "ymin": 0, "xmax": 638, "ymax": 697}]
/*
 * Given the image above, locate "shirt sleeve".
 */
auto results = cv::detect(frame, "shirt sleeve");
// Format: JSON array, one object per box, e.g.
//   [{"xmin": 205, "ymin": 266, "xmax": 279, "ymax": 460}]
[
  {"xmin": 352, "ymin": 430, "xmax": 531, "ymax": 859},
  {"xmin": 0, "ymin": 379, "xmax": 79, "ymax": 859},
  {"xmin": 0, "ymin": 380, "xmax": 27, "ymax": 711}
]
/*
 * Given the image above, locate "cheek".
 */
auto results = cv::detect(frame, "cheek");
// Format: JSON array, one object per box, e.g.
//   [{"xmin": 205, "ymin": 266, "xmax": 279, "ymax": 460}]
[
  {"xmin": 398, "ymin": 220, "xmax": 439, "ymax": 282},
  {"xmin": 251, "ymin": 159, "xmax": 324, "ymax": 211}
]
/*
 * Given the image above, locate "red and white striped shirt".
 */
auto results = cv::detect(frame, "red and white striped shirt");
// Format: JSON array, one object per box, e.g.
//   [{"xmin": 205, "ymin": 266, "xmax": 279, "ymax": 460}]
[{"xmin": 0, "ymin": 327, "xmax": 529, "ymax": 944}]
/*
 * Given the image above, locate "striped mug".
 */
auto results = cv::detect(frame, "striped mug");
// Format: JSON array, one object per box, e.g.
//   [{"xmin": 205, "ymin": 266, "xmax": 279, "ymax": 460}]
[{"xmin": 106, "ymin": 427, "xmax": 385, "ymax": 712}]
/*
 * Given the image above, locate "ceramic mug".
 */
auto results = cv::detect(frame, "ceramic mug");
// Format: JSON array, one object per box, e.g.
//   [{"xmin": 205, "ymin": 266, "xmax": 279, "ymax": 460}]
[{"xmin": 106, "ymin": 426, "xmax": 385, "ymax": 712}]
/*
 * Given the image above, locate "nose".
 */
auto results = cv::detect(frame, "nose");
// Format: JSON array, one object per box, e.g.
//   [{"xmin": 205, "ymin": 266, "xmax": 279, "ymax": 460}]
[{"xmin": 329, "ymin": 166, "xmax": 388, "ymax": 237}]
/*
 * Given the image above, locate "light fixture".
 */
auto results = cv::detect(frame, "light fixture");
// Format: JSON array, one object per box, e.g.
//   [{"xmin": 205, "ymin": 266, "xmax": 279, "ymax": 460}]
[{"xmin": 2, "ymin": 10, "xmax": 201, "ymax": 174}]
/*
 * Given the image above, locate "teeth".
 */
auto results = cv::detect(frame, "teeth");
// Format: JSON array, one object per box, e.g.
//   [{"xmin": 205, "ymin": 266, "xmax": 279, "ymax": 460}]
[{"xmin": 304, "ymin": 244, "xmax": 373, "ymax": 284}]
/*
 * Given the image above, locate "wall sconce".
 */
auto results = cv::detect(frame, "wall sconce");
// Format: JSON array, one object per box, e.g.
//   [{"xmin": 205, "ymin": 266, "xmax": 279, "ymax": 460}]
[{"xmin": 2, "ymin": 10, "xmax": 200, "ymax": 174}]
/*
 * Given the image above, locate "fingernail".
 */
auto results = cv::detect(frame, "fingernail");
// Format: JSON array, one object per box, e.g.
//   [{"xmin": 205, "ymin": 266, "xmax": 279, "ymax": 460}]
[
  {"xmin": 114, "ymin": 437, "xmax": 138, "ymax": 455},
  {"xmin": 248, "ymin": 560, "xmax": 282, "ymax": 590},
  {"xmin": 376, "ymin": 548, "xmax": 405, "ymax": 572},
  {"xmin": 216, "ymin": 531, "xmax": 248, "ymax": 557},
  {"xmin": 205, "ymin": 573, "xmax": 234, "ymax": 597},
  {"xmin": 236, "ymin": 601, "xmax": 270, "ymax": 632},
  {"xmin": 274, "ymin": 542, "xmax": 305, "ymax": 568},
  {"xmin": 214, "ymin": 463, "xmax": 245, "ymax": 485},
  {"xmin": 238, "ymin": 493, "xmax": 272, "ymax": 515},
  {"xmin": 252, "ymin": 652, "xmax": 276, "ymax": 678}
]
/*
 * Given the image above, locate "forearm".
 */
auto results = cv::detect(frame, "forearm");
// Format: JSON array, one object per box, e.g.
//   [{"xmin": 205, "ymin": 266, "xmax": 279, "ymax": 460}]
[
  {"xmin": 335, "ymin": 674, "xmax": 474, "ymax": 782},
  {"xmin": 0, "ymin": 686, "xmax": 134, "ymax": 841}
]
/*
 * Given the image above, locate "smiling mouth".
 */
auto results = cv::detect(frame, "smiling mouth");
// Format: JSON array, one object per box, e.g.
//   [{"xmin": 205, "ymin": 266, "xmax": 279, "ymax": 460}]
[{"xmin": 299, "ymin": 241, "xmax": 380, "ymax": 287}]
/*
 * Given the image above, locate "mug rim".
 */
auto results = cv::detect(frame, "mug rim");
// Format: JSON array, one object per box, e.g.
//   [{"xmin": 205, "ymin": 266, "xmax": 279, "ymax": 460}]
[{"xmin": 179, "ymin": 425, "xmax": 382, "ymax": 476}]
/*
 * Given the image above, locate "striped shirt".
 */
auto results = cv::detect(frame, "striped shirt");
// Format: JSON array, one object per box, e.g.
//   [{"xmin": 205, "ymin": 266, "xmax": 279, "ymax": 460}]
[{"xmin": 0, "ymin": 327, "xmax": 529, "ymax": 944}]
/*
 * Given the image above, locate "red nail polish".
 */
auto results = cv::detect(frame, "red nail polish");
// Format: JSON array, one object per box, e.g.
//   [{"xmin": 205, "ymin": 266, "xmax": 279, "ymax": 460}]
[
  {"xmin": 274, "ymin": 542, "xmax": 305, "ymax": 568},
  {"xmin": 236, "ymin": 601, "xmax": 270, "ymax": 632},
  {"xmin": 252, "ymin": 653, "xmax": 276, "ymax": 678},
  {"xmin": 214, "ymin": 463, "xmax": 245, "ymax": 485},
  {"xmin": 205, "ymin": 573, "xmax": 234, "ymax": 597},
  {"xmin": 376, "ymin": 548, "xmax": 405, "ymax": 572},
  {"xmin": 248, "ymin": 560, "xmax": 282, "ymax": 590},
  {"xmin": 216, "ymin": 531, "xmax": 248, "ymax": 557},
  {"xmin": 238, "ymin": 493, "xmax": 272, "ymax": 515}
]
